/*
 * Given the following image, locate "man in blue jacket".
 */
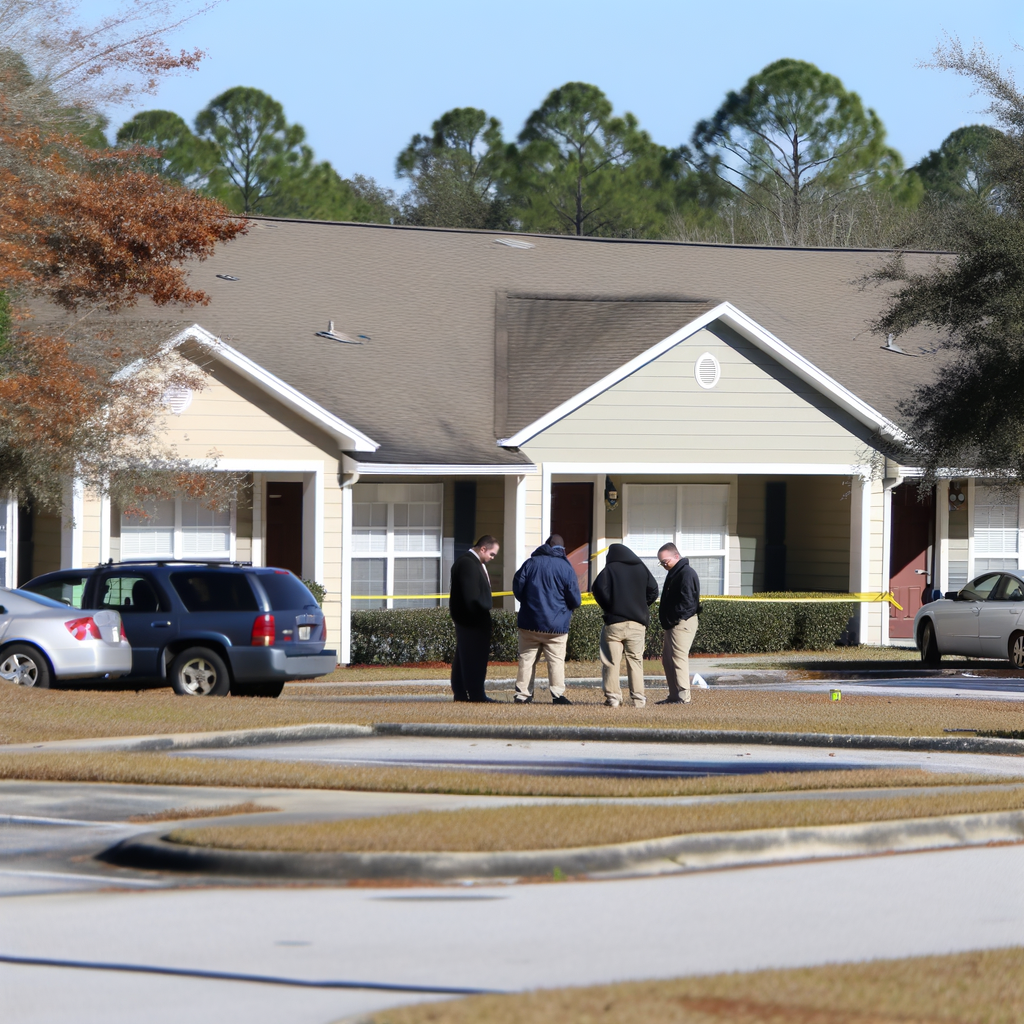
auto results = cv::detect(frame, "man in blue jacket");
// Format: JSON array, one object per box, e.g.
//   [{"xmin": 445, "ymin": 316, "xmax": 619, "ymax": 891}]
[{"xmin": 512, "ymin": 534, "xmax": 581, "ymax": 704}]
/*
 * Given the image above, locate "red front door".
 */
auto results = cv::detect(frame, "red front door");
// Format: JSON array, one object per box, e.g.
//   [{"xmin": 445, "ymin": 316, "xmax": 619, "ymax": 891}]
[
  {"xmin": 551, "ymin": 482, "xmax": 593, "ymax": 593},
  {"xmin": 889, "ymin": 482, "xmax": 935, "ymax": 638}
]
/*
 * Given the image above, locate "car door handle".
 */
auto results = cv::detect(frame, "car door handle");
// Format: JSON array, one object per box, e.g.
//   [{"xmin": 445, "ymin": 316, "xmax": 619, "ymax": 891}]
[{"xmin": 150, "ymin": 621, "xmax": 172, "ymax": 627}]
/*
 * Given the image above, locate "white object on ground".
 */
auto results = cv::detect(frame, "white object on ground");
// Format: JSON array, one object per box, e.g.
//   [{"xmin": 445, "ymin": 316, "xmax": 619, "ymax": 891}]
[{"xmin": 691, "ymin": 673, "xmax": 709, "ymax": 689}]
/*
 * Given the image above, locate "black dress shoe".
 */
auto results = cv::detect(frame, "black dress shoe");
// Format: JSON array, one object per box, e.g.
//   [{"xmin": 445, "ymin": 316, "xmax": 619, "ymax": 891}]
[
  {"xmin": 469, "ymin": 695, "xmax": 498, "ymax": 703},
  {"xmin": 551, "ymin": 694, "xmax": 573, "ymax": 705},
  {"xmin": 514, "ymin": 695, "xmax": 533, "ymax": 704}
]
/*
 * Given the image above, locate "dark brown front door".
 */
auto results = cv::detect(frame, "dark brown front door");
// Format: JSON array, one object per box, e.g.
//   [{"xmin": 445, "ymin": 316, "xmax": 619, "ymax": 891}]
[
  {"xmin": 266, "ymin": 482, "xmax": 303, "ymax": 576},
  {"xmin": 551, "ymin": 482, "xmax": 593, "ymax": 592},
  {"xmin": 889, "ymin": 482, "xmax": 935, "ymax": 638}
]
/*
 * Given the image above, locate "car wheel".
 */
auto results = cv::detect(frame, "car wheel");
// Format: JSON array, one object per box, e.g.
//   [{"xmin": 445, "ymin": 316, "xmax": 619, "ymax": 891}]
[
  {"xmin": 1009, "ymin": 632, "xmax": 1024, "ymax": 670},
  {"xmin": 920, "ymin": 620, "xmax": 941, "ymax": 666},
  {"xmin": 232, "ymin": 680, "xmax": 284, "ymax": 698},
  {"xmin": 0, "ymin": 645, "xmax": 51, "ymax": 688},
  {"xmin": 170, "ymin": 647, "xmax": 231, "ymax": 697}
]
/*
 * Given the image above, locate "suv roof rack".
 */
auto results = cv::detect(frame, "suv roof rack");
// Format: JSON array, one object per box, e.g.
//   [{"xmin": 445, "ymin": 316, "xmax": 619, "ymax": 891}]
[{"xmin": 103, "ymin": 560, "xmax": 255, "ymax": 568}]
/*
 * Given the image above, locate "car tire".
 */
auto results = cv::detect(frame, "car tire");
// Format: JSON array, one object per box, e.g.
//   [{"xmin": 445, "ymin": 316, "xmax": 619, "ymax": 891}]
[
  {"xmin": 0, "ymin": 644, "xmax": 51, "ymax": 688},
  {"xmin": 170, "ymin": 647, "xmax": 231, "ymax": 697},
  {"xmin": 231, "ymin": 680, "xmax": 284, "ymax": 698},
  {"xmin": 920, "ymin": 620, "xmax": 941, "ymax": 666},
  {"xmin": 1009, "ymin": 632, "xmax": 1024, "ymax": 670}
]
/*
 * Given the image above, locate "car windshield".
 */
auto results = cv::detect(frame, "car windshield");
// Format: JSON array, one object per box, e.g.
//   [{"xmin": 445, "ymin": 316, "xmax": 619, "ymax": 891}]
[
  {"xmin": 9, "ymin": 588, "xmax": 71, "ymax": 610},
  {"xmin": 960, "ymin": 574, "xmax": 1002, "ymax": 601},
  {"xmin": 24, "ymin": 576, "xmax": 89, "ymax": 608},
  {"xmin": 255, "ymin": 571, "xmax": 318, "ymax": 610}
]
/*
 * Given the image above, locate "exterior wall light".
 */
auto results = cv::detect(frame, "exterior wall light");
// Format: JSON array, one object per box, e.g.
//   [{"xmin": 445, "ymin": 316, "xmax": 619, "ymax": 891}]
[{"xmin": 605, "ymin": 475, "xmax": 618, "ymax": 511}]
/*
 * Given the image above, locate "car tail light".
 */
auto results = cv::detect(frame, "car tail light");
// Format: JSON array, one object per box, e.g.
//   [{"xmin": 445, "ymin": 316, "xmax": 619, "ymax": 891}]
[
  {"xmin": 66, "ymin": 617, "xmax": 102, "ymax": 642},
  {"xmin": 251, "ymin": 613, "xmax": 275, "ymax": 646},
  {"xmin": 319, "ymin": 617, "xmax": 327, "ymax": 641}
]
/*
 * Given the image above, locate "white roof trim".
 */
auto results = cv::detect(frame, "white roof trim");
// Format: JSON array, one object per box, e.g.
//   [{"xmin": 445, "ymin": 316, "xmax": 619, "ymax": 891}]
[
  {"xmin": 169, "ymin": 325, "xmax": 379, "ymax": 453},
  {"xmin": 355, "ymin": 462, "xmax": 537, "ymax": 476},
  {"xmin": 498, "ymin": 301, "xmax": 907, "ymax": 449}
]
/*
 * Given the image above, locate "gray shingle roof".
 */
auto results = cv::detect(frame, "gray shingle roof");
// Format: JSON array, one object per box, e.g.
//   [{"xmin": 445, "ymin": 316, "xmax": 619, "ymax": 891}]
[{"xmin": 115, "ymin": 218, "xmax": 948, "ymax": 465}]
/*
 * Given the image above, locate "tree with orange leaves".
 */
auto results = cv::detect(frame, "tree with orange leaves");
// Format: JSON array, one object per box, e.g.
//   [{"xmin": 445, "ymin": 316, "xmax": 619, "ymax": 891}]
[{"xmin": 0, "ymin": 0, "xmax": 245, "ymax": 512}]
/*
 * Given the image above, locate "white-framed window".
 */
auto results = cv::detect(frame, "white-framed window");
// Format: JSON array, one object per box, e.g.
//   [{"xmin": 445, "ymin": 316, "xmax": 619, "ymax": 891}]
[
  {"xmin": 973, "ymin": 484, "xmax": 1020, "ymax": 576},
  {"xmin": 623, "ymin": 483, "xmax": 729, "ymax": 594},
  {"xmin": 121, "ymin": 498, "xmax": 234, "ymax": 561},
  {"xmin": 352, "ymin": 483, "xmax": 443, "ymax": 609}
]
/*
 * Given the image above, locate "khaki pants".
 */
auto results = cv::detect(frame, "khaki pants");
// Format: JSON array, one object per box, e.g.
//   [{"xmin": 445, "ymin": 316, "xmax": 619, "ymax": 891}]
[
  {"xmin": 662, "ymin": 615, "xmax": 698, "ymax": 701},
  {"xmin": 515, "ymin": 629, "xmax": 568, "ymax": 700},
  {"xmin": 600, "ymin": 620, "xmax": 647, "ymax": 706}
]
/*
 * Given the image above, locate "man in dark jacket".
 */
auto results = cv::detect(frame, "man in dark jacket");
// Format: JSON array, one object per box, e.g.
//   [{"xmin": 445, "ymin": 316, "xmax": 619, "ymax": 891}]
[
  {"xmin": 511, "ymin": 534, "xmax": 581, "ymax": 704},
  {"xmin": 592, "ymin": 543, "xmax": 659, "ymax": 707},
  {"xmin": 448, "ymin": 535, "xmax": 500, "ymax": 702},
  {"xmin": 656, "ymin": 543, "xmax": 700, "ymax": 704}
]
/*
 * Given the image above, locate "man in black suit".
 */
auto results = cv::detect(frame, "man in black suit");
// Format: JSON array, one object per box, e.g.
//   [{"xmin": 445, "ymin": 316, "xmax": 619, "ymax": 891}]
[{"xmin": 448, "ymin": 535, "xmax": 500, "ymax": 702}]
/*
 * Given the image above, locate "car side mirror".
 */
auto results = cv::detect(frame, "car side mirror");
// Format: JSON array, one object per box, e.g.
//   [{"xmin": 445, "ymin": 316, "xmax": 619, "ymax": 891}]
[
  {"xmin": 944, "ymin": 591, "xmax": 959, "ymax": 601},
  {"xmin": 1011, "ymin": 592, "xmax": 1024, "ymax": 602}
]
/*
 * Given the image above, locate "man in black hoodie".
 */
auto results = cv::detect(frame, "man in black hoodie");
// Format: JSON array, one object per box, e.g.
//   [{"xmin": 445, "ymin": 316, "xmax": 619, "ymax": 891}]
[
  {"xmin": 656, "ymin": 543, "xmax": 700, "ymax": 704},
  {"xmin": 591, "ymin": 543, "xmax": 659, "ymax": 707}
]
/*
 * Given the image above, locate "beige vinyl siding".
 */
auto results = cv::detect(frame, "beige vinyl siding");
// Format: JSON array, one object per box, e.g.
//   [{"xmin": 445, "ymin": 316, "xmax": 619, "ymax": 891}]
[
  {"xmin": 235, "ymin": 475, "xmax": 254, "ymax": 563},
  {"xmin": 31, "ymin": 510, "xmax": 62, "ymax": 578},
  {"xmin": 786, "ymin": 476, "xmax": 852, "ymax": 592},
  {"xmin": 522, "ymin": 324, "xmax": 874, "ymax": 465},
  {"xmin": 160, "ymin": 372, "xmax": 338, "ymax": 463}
]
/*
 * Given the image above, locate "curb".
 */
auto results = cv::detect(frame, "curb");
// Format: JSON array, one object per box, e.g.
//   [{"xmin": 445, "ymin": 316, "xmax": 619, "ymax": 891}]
[
  {"xmin": 371, "ymin": 722, "xmax": 1024, "ymax": 756},
  {"xmin": 101, "ymin": 809, "xmax": 1024, "ymax": 880},
  {"xmin": 5, "ymin": 722, "xmax": 1024, "ymax": 757},
  {"xmin": 0, "ymin": 723, "xmax": 374, "ymax": 755}
]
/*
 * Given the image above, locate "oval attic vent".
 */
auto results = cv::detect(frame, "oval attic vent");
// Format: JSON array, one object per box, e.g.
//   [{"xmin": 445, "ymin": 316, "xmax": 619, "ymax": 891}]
[{"xmin": 694, "ymin": 352, "xmax": 721, "ymax": 390}]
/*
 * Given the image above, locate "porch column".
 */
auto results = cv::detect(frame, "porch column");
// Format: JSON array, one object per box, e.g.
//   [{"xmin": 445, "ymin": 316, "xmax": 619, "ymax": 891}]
[
  {"xmin": 935, "ymin": 480, "xmax": 949, "ymax": 593},
  {"xmin": 503, "ymin": 474, "xmax": 526, "ymax": 610},
  {"xmin": 340, "ymin": 478, "xmax": 354, "ymax": 665},
  {"xmin": 251, "ymin": 473, "xmax": 264, "ymax": 566},
  {"xmin": 848, "ymin": 471, "xmax": 872, "ymax": 644},
  {"xmin": 880, "ymin": 483, "xmax": 894, "ymax": 646},
  {"xmin": 592, "ymin": 475, "xmax": 607, "ymax": 578},
  {"xmin": 540, "ymin": 463, "xmax": 553, "ymax": 541}
]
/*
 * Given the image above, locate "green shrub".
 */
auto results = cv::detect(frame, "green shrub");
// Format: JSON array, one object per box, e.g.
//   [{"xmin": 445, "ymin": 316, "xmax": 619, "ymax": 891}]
[
  {"xmin": 302, "ymin": 579, "xmax": 326, "ymax": 607},
  {"xmin": 351, "ymin": 599, "xmax": 856, "ymax": 665},
  {"xmin": 351, "ymin": 608, "xmax": 519, "ymax": 664}
]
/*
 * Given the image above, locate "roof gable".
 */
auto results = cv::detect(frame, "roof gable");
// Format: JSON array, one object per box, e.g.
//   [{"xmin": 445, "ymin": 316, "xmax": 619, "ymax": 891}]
[{"xmin": 499, "ymin": 302, "xmax": 905, "ymax": 449}]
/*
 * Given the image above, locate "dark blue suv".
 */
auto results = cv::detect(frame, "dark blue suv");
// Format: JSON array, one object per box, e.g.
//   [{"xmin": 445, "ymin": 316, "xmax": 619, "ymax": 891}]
[{"xmin": 23, "ymin": 562, "xmax": 336, "ymax": 697}]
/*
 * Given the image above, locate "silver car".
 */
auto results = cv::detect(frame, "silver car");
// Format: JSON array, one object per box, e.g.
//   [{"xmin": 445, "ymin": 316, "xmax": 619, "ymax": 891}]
[
  {"xmin": 0, "ymin": 587, "xmax": 131, "ymax": 688},
  {"xmin": 914, "ymin": 571, "xmax": 1024, "ymax": 666}
]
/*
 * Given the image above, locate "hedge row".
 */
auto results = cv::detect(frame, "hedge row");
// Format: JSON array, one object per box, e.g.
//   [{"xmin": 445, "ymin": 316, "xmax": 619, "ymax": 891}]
[{"xmin": 350, "ymin": 599, "xmax": 856, "ymax": 665}]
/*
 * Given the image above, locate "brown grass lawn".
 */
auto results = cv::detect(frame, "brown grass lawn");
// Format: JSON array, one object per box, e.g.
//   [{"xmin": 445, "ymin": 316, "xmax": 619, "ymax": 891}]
[
  {"xmin": 1, "ymin": 752, "xmax": 1012, "ymax": 800},
  {"xmin": 170, "ymin": 786, "xmax": 1024, "ymax": 852},
  {"xmin": 3, "ymin": 684, "xmax": 1024, "ymax": 745},
  {"xmin": 366, "ymin": 947, "xmax": 1024, "ymax": 1024}
]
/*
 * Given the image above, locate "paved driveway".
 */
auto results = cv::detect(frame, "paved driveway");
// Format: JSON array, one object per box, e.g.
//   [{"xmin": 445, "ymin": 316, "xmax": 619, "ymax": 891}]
[{"xmin": 3, "ymin": 843, "xmax": 1024, "ymax": 1024}]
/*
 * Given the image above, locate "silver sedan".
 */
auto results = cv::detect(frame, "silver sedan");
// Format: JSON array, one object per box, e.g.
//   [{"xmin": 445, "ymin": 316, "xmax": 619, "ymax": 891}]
[
  {"xmin": 914, "ymin": 571, "xmax": 1024, "ymax": 666},
  {"xmin": 0, "ymin": 587, "xmax": 131, "ymax": 688}
]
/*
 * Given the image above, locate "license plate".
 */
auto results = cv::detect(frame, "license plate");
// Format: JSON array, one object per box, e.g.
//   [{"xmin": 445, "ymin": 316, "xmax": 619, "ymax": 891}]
[{"xmin": 298, "ymin": 625, "xmax": 311, "ymax": 640}]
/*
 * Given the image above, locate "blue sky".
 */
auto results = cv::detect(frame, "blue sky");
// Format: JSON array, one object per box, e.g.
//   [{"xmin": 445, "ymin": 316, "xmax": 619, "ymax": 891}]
[{"xmin": 87, "ymin": 0, "xmax": 1024, "ymax": 190}]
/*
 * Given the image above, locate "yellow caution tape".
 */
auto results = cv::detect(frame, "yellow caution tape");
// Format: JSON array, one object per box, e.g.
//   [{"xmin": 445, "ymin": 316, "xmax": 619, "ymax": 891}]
[{"xmin": 351, "ymin": 590, "xmax": 901, "ymax": 610}]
